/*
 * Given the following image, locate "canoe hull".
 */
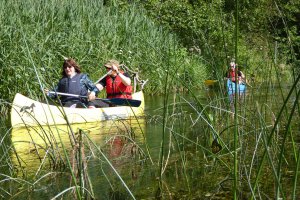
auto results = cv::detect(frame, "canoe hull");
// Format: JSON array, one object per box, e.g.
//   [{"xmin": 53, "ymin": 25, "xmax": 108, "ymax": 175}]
[
  {"xmin": 11, "ymin": 91, "xmax": 144, "ymax": 127},
  {"xmin": 204, "ymin": 80, "xmax": 218, "ymax": 86}
]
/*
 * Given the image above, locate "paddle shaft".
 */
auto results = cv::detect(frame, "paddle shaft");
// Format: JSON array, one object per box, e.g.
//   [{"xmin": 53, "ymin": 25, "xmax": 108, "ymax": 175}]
[
  {"xmin": 49, "ymin": 91, "xmax": 100, "ymax": 100},
  {"xmin": 48, "ymin": 91, "xmax": 141, "ymax": 107},
  {"xmin": 94, "ymin": 70, "xmax": 112, "ymax": 84}
]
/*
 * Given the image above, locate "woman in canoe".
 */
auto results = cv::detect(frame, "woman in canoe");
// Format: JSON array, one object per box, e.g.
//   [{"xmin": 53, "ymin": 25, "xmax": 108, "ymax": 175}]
[
  {"xmin": 46, "ymin": 58, "xmax": 99, "ymax": 108},
  {"xmin": 96, "ymin": 59, "xmax": 132, "ymax": 99}
]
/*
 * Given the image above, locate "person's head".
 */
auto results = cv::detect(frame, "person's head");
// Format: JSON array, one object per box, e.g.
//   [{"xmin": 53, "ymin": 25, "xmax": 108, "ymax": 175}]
[
  {"xmin": 62, "ymin": 58, "xmax": 81, "ymax": 77},
  {"xmin": 229, "ymin": 61, "xmax": 236, "ymax": 70},
  {"xmin": 104, "ymin": 59, "xmax": 120, "ymax": 76},
  {"xmin": 104, "ymin": 59, "xmax": 120, "ymax": 69}
]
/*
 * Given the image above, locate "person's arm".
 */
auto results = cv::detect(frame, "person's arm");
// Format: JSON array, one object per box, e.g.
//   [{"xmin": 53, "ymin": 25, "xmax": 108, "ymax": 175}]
[
  {"xmin": 117, "ymin": 72, "xmax": 131, "ymax": 86},
  {"xmin": 45, "ymin": 85, "xmax": 59, "ymax": 98},
  {"xmin": 81, "ymin": 74, "xmax": 99, "ymax": 101},
  {"xmin": 240, "ymin": 71, "xmax": 252, "ymax": 87},
  {"xmin": 96, "ymin": 83, "xmax": 104, "ymax": 91},
  {"xmin": 96, "ymin": 79, "xmax": 105, "ymax": 91},
  {"xmin": 112, "ymin": 64, "xmax": 131, "ymax": 86}
]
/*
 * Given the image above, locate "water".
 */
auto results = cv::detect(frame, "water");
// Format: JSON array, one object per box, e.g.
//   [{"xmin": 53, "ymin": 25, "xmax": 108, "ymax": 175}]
[{"xmin": 1, "ymin": 86, "xmax": 300, "ymax": 199}]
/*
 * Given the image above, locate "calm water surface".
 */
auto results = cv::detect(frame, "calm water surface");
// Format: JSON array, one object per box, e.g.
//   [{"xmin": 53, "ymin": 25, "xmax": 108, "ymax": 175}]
[{"xmin": 2, "ymin": 85, "xmax": 300, "ymax": 199}]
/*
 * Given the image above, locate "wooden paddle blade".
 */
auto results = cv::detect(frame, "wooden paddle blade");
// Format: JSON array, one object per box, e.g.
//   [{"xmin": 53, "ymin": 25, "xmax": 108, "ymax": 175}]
[{"xmin": 102, "ymin": 98, "xmax": 142, "ymax": 107}]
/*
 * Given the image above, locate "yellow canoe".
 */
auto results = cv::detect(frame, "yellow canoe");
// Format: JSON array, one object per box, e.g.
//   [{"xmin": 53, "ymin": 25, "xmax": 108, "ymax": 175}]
[
  {"xmin": 11, "ymin": 91, "xmax": 144, "ymax": 128},
  {"xmin": 204, "ymin": 80, "xmax": 218, "ymax": 86}
]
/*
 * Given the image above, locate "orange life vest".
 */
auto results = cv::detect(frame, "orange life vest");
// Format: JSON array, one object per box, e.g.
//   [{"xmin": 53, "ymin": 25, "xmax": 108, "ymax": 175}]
[{"xmin": 105, "ymin": 72, "xmax": 132, "ymax": 99}]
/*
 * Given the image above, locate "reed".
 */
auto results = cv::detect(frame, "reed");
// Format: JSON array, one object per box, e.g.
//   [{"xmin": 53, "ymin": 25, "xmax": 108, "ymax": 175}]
[
  {"xmin": 2, "ymin": 114, "xmax": 145, "ymax": 199},
  {"xmin": 2, "ymin": 57, "xmax": 146, "ymax": 198},
  {"xmin": 0, "ymin": 0, "xmax": 207, "ymax": 106},
  {"xmin": 144, "ymin": 19, "xmax": 300, "ymax": 199},
  {"xmin": 1, "ymin": 0, "xmax": 300, "ymax": 199},
  {"xmin": 2, "ymin": 65, "xmax": 300, "ymax": 199}
]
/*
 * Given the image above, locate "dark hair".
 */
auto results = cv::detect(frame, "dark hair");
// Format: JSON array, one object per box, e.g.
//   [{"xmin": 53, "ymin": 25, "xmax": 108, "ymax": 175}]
[{"xmin": 62, "ymin": 58, "xmax": 81, "ymax": 76}]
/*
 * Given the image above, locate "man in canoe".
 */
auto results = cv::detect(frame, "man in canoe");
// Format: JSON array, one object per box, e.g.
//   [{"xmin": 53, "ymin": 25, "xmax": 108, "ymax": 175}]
[
  {"xmin": 46, "ymin": 58, "xmax": 99, "ymax": 108},
  {"xmin": 96, "ymin": 59, "xmax": 132, "ymax": 100}
]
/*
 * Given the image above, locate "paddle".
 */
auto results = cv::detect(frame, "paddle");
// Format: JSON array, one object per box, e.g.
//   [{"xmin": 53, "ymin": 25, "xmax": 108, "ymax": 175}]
[
  {"xmin": 94, "ymin": 70, "xmax": 112, "ymax": 84},
  {"xmin": 48, "ymin": 91, "xmax": 141, "ymax": 107}
]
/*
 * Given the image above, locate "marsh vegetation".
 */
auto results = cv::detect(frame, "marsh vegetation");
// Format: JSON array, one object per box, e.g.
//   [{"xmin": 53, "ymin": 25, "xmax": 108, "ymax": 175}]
[{"xmin": 1, "ymin": 0, "xmax": 299, "ymax": 199}]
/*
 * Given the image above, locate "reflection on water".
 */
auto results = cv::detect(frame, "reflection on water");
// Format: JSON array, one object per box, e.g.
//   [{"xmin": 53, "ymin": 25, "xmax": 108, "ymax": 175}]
[
  {"xmin": 3, "ymin": 86, "xmax": 300, "ymax": 199},
  {"xmin": 6, "ymin": 117, "xmax": 147, "ymax": 199},
  {"xmin": 10, "ymin": 118, "xmax": 145, "ymax": 177}
]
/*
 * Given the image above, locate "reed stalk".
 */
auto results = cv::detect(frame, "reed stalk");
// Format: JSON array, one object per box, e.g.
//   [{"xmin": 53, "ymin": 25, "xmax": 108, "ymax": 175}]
[
  {"xmin": 276, "ymin": 89, "xmax": 300, "ymax": 198},
  {"xmin": 157, "ymin": 59, "xmax": 170, "ymax": 198},
  {"xmin": 233, "ymin": 0, "xmax": 239, "ymax": 198},
  {"xmin": 20, "ymin": 25, "xmax": 82, "ymax": 198},
  {"xmin": 293, "ymin": 147, "xmax": 300, "ymax": 199},
  {"xmin": 82, "ymin": 131, "xmax": 136, "ymax": 199},
  {"xmin": 250, "ymin": 72, "xmax": 300, "ymax": 199},
  {"xmin": 1, "ymin": 0, "xmax": 300, "ymax": 198}
]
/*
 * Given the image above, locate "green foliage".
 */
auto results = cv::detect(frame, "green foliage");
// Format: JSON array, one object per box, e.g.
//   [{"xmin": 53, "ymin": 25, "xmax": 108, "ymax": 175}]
[
  {"xmin": 0, "ymin": 0, "xmax": 207, "ymax": 102},
  {"xmin": 120, "ymin": 0, "xmax": 299, "ymax": 81},
  {"xmin": 271, "ymin": 0, "xmax": 300, "ymax": 63},
  {"xmin": 142, "ymin": 0, "xmax": 231, "ymax": 56},
  {"xmin": 1, "ymin": 0, "xmax": 299, "ymax": 103}
]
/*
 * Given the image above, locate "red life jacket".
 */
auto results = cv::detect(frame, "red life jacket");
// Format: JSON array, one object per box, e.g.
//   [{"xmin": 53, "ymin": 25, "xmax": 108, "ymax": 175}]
[
  {"xmin": 105, "ymin": 72, "xmax": 132, "ymax": 99},
  {"xmin": 229, "ymin": 70, "xmax": 236, "ymax": 82},
  {"xmin": 228, "ymin": 69, "xmax": 241, "ymax": 82}
]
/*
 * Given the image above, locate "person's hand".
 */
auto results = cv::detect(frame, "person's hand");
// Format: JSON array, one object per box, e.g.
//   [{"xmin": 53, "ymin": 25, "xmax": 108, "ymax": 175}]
[
  {"xmin": 44, "ymin": 88, "xmax": 49, "ymax": 95},
  {"xmin": 111, "ymin": 64, "xmax": 119, "ymax": 74},
  {"xmin": 88, "ymin": 91, "xmax": 96, "ymax": 101},
  {"xmin": 96, "ymin": 83, "xmax": 104, "ymax": 91}
]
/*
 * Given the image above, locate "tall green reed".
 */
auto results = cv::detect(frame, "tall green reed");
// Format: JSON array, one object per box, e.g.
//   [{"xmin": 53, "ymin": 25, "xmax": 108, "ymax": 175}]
[
  {"xmin": 233, "ymin": 0, "xmax": 239, "ymax": 198},
  {"xmin": 0, "ymin": 0, "xmax": 207, "ymax": 107},
  {"xmin": 4, "ymin": 116, "xmax": 144, "ymax": 199},
  {"xmin": 2, "ymin": 0, "xmax": 299, "ymax": 199}
]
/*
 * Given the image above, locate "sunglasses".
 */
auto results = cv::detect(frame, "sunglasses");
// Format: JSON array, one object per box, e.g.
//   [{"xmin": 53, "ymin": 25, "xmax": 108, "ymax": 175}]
[{"xmin": 64, "ymin": 65, "xmax": 74, "ymax": 69}]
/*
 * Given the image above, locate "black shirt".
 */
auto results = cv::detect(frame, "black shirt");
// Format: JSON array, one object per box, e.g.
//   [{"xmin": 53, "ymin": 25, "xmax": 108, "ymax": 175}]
[{"xmin": 98, "ymin": 72, "xmax": 130, "ymax": 87}]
